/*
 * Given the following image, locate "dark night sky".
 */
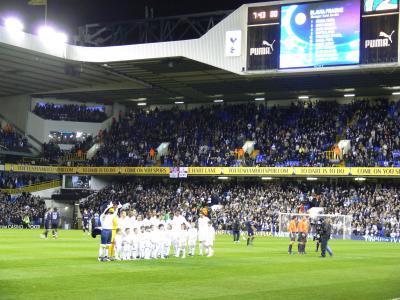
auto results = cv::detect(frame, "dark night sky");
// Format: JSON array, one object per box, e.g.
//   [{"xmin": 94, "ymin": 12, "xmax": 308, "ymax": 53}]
[{"xmin": 0, "ymin": 0, "xmax": 273, "ymax": 36}]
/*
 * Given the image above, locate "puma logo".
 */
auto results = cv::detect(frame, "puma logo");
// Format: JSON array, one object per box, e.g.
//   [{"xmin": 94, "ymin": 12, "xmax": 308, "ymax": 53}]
[
  {"xmin": 379, "ymin": 30, "xmax": 395, "ymax": 43},
  {"xmin": 262, "ymin": 40, "xmax": 276, "ymax": 51}
]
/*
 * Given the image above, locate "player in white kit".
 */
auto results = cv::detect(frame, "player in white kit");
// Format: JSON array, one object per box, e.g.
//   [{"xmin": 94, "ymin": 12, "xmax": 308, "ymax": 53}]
[
  {"xmin": 118, "ymin": 211, "xmax": 130, "ymax": 232},
  {"xmin": 198, "ymin": 213, "xmax": 210, "ymax": 256},
  {"xmin": 114, "ymin": 228, "xmax": 124, "ymax": 260},
  {"xmin": 187, "ymin": 222, "xmax": 198, "ymax": 256},
  {"xmin": 149, "ymin": 225, "xmax": 158, "ymax": 259},
  {"xmin": 171, "ymin": 211, "xmax": 188, "ymax": 255},
  {"xmin": 130, "ymin": 227, "xmax": 140, "ymax": 259},
  {"xmin": 143, "ymin": 226, "xmax": 152, "ymax": 260},
  {"xmin": 176, "ymin": 223, "xmax": 188, "ymax": 258},
  {"xmin": 205, "ymin": 221, "xmax": 216, "ymax": 257},
  {"xmin": 157, "ymin": 224, "xmax": 166, "ymax": 258},
  {"xmin": 164, "ymin": 224, "xmax": 173, "ymax": 258},
  {"xmin": 122, "ymin": 228, "xmax": 132, "ymax": 260},
  {"xmin": 138, "ymin": 226, "xmax": 146, "ymax": 259}
]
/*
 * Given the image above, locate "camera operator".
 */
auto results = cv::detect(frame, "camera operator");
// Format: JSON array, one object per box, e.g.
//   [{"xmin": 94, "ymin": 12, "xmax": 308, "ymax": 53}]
[
  {"xmin": 320, "ymin": 218, "xmax": 333, "ymax": 258},
  {"xmin": 313, "ymin": 219, "xmax": 323, "ymax": 252}
]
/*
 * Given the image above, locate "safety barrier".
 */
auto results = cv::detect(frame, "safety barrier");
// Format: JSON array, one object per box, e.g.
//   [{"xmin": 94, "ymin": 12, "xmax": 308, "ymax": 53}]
[
  {"xmin": 4, "ymin": 164, "xmax": 400, "ymax": 177},
  {"xmin": 61, "ymin": 152, "xmax": 87, "ymax": 162},
  {"xmin": 0, "ymin": 180, "xmax": 61, "ymax": 195}
]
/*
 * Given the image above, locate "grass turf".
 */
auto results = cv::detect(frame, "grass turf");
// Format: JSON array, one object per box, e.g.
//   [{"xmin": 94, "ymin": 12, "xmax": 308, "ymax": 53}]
[{"xmin": 0, "ymin": 229, "xmax": 399, "ymax": 300}]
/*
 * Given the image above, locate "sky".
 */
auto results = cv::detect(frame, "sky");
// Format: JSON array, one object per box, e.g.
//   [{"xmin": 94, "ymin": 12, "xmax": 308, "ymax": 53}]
[{"xmin": 0, "ymin": 0, "xmax": 272, "ymax": 36}]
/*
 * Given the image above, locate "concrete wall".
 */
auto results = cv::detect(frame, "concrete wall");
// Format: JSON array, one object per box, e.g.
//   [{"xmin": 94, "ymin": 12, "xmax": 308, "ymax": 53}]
[
  {"xmin": 0, "ymin": 94, "xmax": 31, "ymax": 132},
  {"xmin": 31, "ymin": 187, "xmax": 61, "ymax": 198}
]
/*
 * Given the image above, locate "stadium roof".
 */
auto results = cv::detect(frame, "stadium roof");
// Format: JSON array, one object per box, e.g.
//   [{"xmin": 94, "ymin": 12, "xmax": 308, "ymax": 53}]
[{"xmin": 1, "ymin": 2, "xmax": 400, "ymax": 105}]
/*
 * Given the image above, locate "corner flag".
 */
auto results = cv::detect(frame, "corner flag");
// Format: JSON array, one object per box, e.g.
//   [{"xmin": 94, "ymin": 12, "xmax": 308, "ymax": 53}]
[{"xmin": 28, "ymin": 0, "xmax": 47, "ymax": 5}]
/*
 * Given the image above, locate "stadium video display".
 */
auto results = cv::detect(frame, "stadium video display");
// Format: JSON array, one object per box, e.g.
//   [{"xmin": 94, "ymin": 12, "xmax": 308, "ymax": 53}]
[
  {"xmin": 279, "ymin": 0, "xmax": 361, "ymax": 69},
  {"xmin": 364, "ymin": 0, "xmax": 398, "ymax": 13}
]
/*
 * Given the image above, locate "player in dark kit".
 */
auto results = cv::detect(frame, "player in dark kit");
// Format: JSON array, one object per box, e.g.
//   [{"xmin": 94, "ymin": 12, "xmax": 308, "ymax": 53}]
[
  {"xmin": 246, "ymin": 218, "xmax": 256, "ymax": 246},
  {"xmin": 232, "ymin": 216, "xmax": 241, "ymax": 243},
  {"xmin": 41, "ymin": 208, "xmax": 52, "ymax": 239},
  {"xmin": 82, "ymin": 209, "xmax": 91, "ymax": 236},
  {"xmin": 51, "ymin": 208, "xmax": 61, "ymax": 239}
]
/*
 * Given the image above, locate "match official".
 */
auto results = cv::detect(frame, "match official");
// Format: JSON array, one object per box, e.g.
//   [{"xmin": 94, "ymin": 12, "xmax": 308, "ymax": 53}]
[{"xmin": 287, "ymin": 216, "xmax": 297, "ymax": 255}]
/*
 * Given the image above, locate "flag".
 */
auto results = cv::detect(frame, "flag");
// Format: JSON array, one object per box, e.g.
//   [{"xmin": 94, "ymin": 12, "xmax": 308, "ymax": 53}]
[{"xmin": 28, "ymin": 0, "xmax": 47, "ymax": 5}]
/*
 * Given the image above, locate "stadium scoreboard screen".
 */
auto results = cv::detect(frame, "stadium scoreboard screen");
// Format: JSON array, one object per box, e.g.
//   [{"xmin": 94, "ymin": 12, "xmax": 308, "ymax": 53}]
[
  {"xmin": 280, "ymin": 0, "xmax": 360, "ymax": 68},
  {"xmin": 246, "ymin": 0, "xmax": 399, "ymax": 71}
]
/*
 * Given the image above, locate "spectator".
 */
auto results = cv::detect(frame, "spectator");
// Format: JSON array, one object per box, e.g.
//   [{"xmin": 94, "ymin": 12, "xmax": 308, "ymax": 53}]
[
  {"xmin": 0, "ymin": 192, "xmax": 45, "ymax": 225},
  {"xmin": 33, "ymin": 103, "xmax": 107, "ymax": 123}
]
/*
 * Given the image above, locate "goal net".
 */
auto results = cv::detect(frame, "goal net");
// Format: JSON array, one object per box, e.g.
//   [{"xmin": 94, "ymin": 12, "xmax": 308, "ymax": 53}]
[{"xmin": 278, "ymin": 212, "xmax": 353, "ymax": 240}]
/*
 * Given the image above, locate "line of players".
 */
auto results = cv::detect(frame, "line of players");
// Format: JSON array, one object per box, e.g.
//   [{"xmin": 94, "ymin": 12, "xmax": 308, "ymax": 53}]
[{"xmin": 95, "ymin": 203, "xmax": 216, "ymax": 262}]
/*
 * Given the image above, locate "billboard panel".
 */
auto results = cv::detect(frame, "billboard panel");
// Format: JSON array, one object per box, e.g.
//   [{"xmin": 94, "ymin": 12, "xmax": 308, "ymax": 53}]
[
  {"xmin": 247, "ymin": 24, "xmax": 280, "ymax": 70},
  {"xmin": 280, "ymin": 0, "xmax": 361, "ymax": 69},
  {"xmin": 361, "ymin": 14, "xmax": 398, "ymax": 64}
]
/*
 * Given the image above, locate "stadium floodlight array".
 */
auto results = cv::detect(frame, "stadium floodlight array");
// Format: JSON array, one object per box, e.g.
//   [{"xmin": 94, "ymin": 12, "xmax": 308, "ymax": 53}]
[
  {"xmin": 4, "ymin": 17, "xmax": 24, "ymax": 33},
  {"xmin": 38, "ymin": 25, "xmax": 68, "ymax": 44},
  {"xmin": 278, "ymin": 212, "xmax": 353, "ymax": 240}
]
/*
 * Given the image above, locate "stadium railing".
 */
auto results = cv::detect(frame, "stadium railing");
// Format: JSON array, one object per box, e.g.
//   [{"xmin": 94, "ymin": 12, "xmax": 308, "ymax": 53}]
[{"xmin": 0, "ymin": 180, "xmax": 61, "ymax": 195}]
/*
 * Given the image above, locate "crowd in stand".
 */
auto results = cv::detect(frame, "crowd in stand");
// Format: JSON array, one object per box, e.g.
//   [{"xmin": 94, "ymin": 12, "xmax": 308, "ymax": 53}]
[
  {"xmin": 31, "ymin": 98, "xmax": 400, "ymax": 167},
  {"xmin": 90, "ymin": 101, "xmax": 340, "ymax": 167},
  {"xmin": 0, "ymin": 123, "xmax": 28, "ymax": 152},
  {"xmin": 33, "ymin": 103, "xmax": 108, "ymax": 123},
  {"xmin": 0, "ymin": 172, "xmax": 59, "ymax": 189},
  {"xmin": 41, "ymin": 136, "xmax": 94, "ymax": 165},
  {"xmin": 0, "ymin": 192, "xmax": 45, "ymax": 225},
  {"xmin": 344, "ymin": 99, "xmax": 400, "ymax": 167},
  {"xmin": 80, "ymin": 179, "xmax": 400, "ymax": 238}
]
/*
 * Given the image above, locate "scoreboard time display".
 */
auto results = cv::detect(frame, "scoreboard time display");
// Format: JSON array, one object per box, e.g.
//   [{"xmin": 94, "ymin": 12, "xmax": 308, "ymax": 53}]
[{"xmin": 248, "ymin": 6, "xmax": 280, "ymax": 25}]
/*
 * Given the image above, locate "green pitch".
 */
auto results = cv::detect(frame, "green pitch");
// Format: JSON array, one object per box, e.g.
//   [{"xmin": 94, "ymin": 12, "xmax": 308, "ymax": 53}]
[{"xmin": 1, "ymin": 230, "xmax": 399, "ymax": 300}]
